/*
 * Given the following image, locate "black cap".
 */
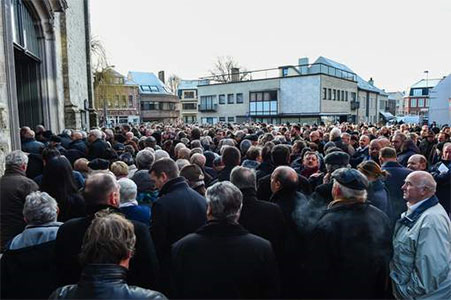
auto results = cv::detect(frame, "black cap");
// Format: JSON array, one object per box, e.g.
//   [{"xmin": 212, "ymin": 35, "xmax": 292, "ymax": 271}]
[
  {"xmin": 324, "ymin": 152, "xmax": 350, "ymax": 166},
  {"xmin": 331, "ymin": 168, "xmax": 368, "ymax": 191},
  {"xmin": 88, "ymin": 158, "xmax": 110, "ymax": 170}
]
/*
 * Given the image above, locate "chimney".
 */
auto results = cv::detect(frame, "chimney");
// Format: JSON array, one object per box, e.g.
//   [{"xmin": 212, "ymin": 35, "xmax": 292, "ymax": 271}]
[
  {"xmin": 298, "ymin": 57, "xmax": 309, "ymax": 74},
  {"xmin": 231, "ymin": 68, "xmax": 240, "ymax": 82},
  {"xmin": 368, "ymin": 77, "xmax": 374, "ymax": 86},
  {"xmin": 158, "ymin": 71, "xmax": 165, "ymax": 83}
]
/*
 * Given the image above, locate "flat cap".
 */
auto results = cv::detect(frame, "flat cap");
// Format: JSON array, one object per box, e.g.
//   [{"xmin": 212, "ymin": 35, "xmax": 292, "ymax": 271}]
[
  {"xmin": 88, "ymin": 158, "xmax": 110, "ymax": 170},
  {"xmin": 331, "ymin": 168, "xmax": 368, "ymax": 191},
  {"xmin": 324, "ymin": 151, "xmax": 350, "ymax": 166}
]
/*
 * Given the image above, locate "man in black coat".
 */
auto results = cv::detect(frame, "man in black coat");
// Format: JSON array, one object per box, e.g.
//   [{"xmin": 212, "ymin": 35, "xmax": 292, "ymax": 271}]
[
  {"xmin": 87, "ymin": 129, "xmax": 108, "ymax": 160},
  {"xmin": 54, "ymin": 172, "xmax": 159, "ymax": 289},
  {"xmin": 172, "ymin": 181, "xmax": 279, "ymax": 299},
  {"xmin": 429, "ymin": 142, "xmax": 451, "ymax": 214},
  {"xmin": 304, "ymin": 168, "xmax": 392, "ymax": 299},
  {"xmin": 68, "ymin": 131, "xmax": 88, "ymax": 155},
  {"xmin": 231, "ymin": 166, "xmax": 286, "ymax": 259},
  {"xmin": 217, "ymin": 146, "xmax": 241, "ymax": 182},
  {"xmin": 150, "ymin": 158, "xmax": 207, "ymax": 294},
  {"xmin": 380, "ymin": 147, "xmax": 412, "ymax": 223}
]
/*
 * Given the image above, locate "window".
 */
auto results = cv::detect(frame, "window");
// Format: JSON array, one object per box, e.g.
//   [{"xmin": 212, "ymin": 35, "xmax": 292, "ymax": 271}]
[
  {"xmin": 410, "ymin": 98, "xmax": 417, "ymax": 107},
  {"xmin": 141, "ymin": 85, "xmax": 151, "ymax": 92},
  {"xmin": 201, "ymin": 117, "xmax": 218, "ymax": 124},
  {"xmin": 323, "ymin": 88, "xmax": 327, "ymax": 100},
  {"xmin": 184, "ymin": 91, "xmax": 195, "ymax": 99},
  {"xmin": 228, "ymin": 94, "xmax": 234, "ymax": 104},
  {"xmin": 413, "ymin": 89, "xmax": 422, "ymax": 96},
  {"xmin": 418, "ymin": 98, "xmax": 424, "ymax": 107},
  {"xmin": 351, "ymin": 92, "xmax": 356, "ymax": 101},
  {"xmin": 219, "ymin": 94, "xmax": 225, "ymax": 104},
  {"xmin": 333, "ymin": 89, "xmax": 336, "ymax": 100},
  {"xmin": 425, "ymin": 98, "xmax": 429, "ymax": 107},
  {"xmin": 150, "ymin": 86, "xmax": 159, "ymax": 92},
  {"xmin": 121, "ymin": 95, "xmax": 127, "ymax": 107},
  {"xmin": 341, "ymin": 90, "xmax": 345, "ymax": 101},
  {"xmin": 345, "ymin": 91, "xmax": 348, "ymax": 101},
  {"xmin": 182, "ymin": 103, "xmax": 196, "ymax": 110},
  {"xmin": 115, "ymin": 95, "xmax": 120, "ymax": 108},
  {"xmin": 228, "ymin": 117, "xmax": 235, "ymax": 123},
  {"xmin": 337, "ymin": 90, "xmax": 341, "ymax": 101},
  {"xmin": 236, "ymin": 93, "xmax": 243, "ymax": 104},
  {"xmin": 199, "ymin": 95, "xmax": 217, "ymax": 110},
  {"xmin": 128, "ymin": 95, "xmax": 134, "ymax": 108},
  {"xmin": 249, "ymin": 91, "xmax": 277, "ymax": 116},
  {"xmin": 328, "ymin": 88, "xmax": 332, "ymax": 100},
  {"xmin": 219, "ymin": 117, "xmax": 226, "ymax": 122}
]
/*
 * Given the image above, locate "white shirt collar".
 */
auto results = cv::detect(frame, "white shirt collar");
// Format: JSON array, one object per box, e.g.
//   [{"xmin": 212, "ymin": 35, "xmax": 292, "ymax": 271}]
[{"xmin": 406, "ymin": 197, "xmax": 429, "ymax": 215}]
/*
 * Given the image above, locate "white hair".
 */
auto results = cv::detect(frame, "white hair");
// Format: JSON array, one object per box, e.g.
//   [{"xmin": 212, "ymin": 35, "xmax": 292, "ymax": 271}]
[
  {"xmin": 118, "ymin": 178, "xmax": 137, "ymax": 204},
  {"xmin": 23, "ymin": 191, "xmax": 58, "ymax": 225},
  {"xmin": 176, "ymin": 158, "xmax": 190, "ymax": 171},
  {"xmin": 135, "ymin": 150, "xmax": 155, "ymax": 169},
  {"xmin": 333, "ymin": 180, "xmax": 367, "ymax": 201},
  {"xmin": 154, "ymin": 149, "xmax": 170, "ymax": 161},
  {"xmin": 5, "ymin": 150, "xmax": 28, "ymax": 168},
  {"xmin": 330, "ymin": 127, "xmax": 342, "ymax": 140},
  {"xmin": 206, "ymin": 181, "xmax": 243, "ymax": 221},
  {"xmin": 89, "ymin": 129, "xmax": 103, "ymax": 139}
]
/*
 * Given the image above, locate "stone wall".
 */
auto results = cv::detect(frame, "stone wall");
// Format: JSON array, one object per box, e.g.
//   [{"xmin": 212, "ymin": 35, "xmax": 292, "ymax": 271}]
[{"xmin": 0, "ymin": 5, "xmax": 10, "ymax": 175}]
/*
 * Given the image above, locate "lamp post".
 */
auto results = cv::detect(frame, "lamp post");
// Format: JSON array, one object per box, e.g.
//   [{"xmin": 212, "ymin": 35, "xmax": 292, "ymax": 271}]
[{"xmin": 424, "ymin": 70, "xmax": 429, "ymax": 118}]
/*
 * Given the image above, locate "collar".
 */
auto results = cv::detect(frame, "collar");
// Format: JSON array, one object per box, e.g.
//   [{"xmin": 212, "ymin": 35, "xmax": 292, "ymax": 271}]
[
  {"xmin": 382, "ymin": 161, "xmax": 402, "ymax": 168},
  {"xmin": 86, "ymin": 204, "xmax": 119, "ymax": 216},
  {"xmin": 406, "ymin": 198, "xmax": 429, "ymax": 214},
  {"xmin": 159, "ymin": 177, "xmax": 187, "ymax": 196},
  {"xmin": 398, "ymin": 195, "xmax": 439, "ymax": 229},
  {"xmin": 240, "ymin": 188, "xmax": 258, "ymax": 202},
  {"xmin": 80, "ymin": 264, "xmax": 127, "ymax": 284},
  {"xmin": 196, "ymin": 220, "xmax": 248, "ymax": 237},
  {"xmin": 119, "ymin": 200, "xmax": 138, "ymax": 208},
  {"xmin": 4, "ymin": 167, "xmax": 26, "ymax": 177}
]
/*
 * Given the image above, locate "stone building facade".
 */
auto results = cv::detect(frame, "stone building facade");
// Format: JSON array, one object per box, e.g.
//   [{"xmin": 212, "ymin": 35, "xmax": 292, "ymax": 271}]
[{"xmin": 0, "ymin": 0, "xmax": 92, "ymax": 173}]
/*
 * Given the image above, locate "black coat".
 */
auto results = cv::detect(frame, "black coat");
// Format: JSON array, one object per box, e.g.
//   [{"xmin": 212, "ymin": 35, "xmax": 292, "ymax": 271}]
[
  {"xmin": 87, "ymin": 138, "xmax": 109, "ymax": 160},
  {"xmin": 68, "ymin": 139, "xmax": 88, "ymax": 155},
  {"xmin": 54, "ymin": 205, "xmax": 159, "ymax": 289},
  {"xmin": 256, "ymin": 160, "xmax": 274, "ymax": 180},
  {"xmin": 49, "ymin": 264, "xmax": 166, "ymax": 300},
  {"xmin": 382, "ymin": 161, "xmax": 412, "ymax": 222},
  {"xmin": 172, "ymin": 221, "xmax": 280, "ymax": 299},
  {"xmin": 430, "ymin": 160, "xmax": 451, "ymax": 214},
  {"xmin": 257, "ymin": 172, "xmax": 311, "ymax": 201},
  {"xmin": 217, "ymin": 165, "xmax": 235, "ymax": 182},
  {"xmin": 238, "ymin": 188, "xmax": 286, "ymax": 258},
  {"xmin": 303, "ymin": 202, "xmax": 392, "ymax": 299},
  {"xmin": 350, "ymin": 146, "xmax": 369, "ymax": 168}
]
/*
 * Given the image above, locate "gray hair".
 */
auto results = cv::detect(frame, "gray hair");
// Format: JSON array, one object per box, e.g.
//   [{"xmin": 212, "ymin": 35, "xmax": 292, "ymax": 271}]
[
  {"xmin": 135, "ymin": 149, "xmax": 155, "ymax": 169},
  {"xmin": 62, "ymin": 129, "xmax": 72, "ymax": 136},
  {"xmin": 5, "ymin": 150, "xmax": 28, "ymax": 168},
  {"xmin": 333, "ymin": 180, "xmax": 367, "ymax": 202},
  {"xmin": 23, "ymin": 191, "xmax": 58, "ymax": 225},
  {"xmin": 230, "ymin": 166, "xmax": 256, "ymax": 190},
  {"xmin": 330, "ymin": 127, "xmax": 342, "ymax": 140},
  {"xmin": 240, "ymin": 139, "xmax": 252, "ymax": 155},
  {"xmin": 118, "ymin": 178, "xmax": 137, "ymax": 204},
  {"xmin": 154, "ymin": 149, "xmax": 170, "ymax": 161},
  {"xmin": 206, "ymin": 181, "xmax": 243, "ymax": 222},
  {"xmin": 89, "ymin": 129, "xmax": 103, "ymax": 139},
  {"xmin": 176, "ymin": 158, "xmax": 190, "ymax": 170}
]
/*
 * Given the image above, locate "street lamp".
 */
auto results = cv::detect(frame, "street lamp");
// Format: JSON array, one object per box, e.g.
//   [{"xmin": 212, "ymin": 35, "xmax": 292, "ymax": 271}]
[{"xmin": 424, "ymin": 70, "xmax": 429, "ymax": 118}]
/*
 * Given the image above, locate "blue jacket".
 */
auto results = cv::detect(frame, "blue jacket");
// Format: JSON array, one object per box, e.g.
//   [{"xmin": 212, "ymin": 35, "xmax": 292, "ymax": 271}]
[
  {"xmin": 21, "ymin": 138, "xmax": 45, "ymax": 154},
  {"xmin": 367, "ymin": 179, "xmax": 391, "ymax": 219},
  {"xmin": 382, "ymin": 161, "xmax": 412, "ymax": 223},
  {"xmin": 120, "ymin": 205, "xmax": 151, "ymax": 227}
]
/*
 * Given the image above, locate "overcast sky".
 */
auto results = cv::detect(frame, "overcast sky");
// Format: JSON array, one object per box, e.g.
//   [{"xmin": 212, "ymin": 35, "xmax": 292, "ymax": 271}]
[{"xmin": 90, "ymin": 0, "xmax": 451, "ymax": 92}]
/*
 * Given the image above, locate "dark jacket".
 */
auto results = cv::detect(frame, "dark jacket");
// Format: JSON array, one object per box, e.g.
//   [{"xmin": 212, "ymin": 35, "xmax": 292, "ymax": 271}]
[
  {"xmin": 304, "ymin": 202, "xmax": 392, "ymax": 299},
  {"xmin": 312, "ymin": 181, "xmax": 334, "ymax": 206},
  {"xmin": 54, "ymin": 205, "xmax": 159, "ymax": 289},
  {"xmin": 350, "ymin": 146, "xmax": 370, "ymax": 168},
  {"xmin": 58, "ymin": 133, "xmax": 72, "ymax": 149},
  {"xmin": 87, "ymin": 138, "xmax": 109, "ymax": 160},
  {"xmin": 1, "ymin": 222, "xmax": 62, "ymax": 299},
  {"xmin": 172, "ymin": 221, "xmax": 280, "ymax": 299},
  {"xmin": 120, "ymin": 204, "xmax": 151, "ymax": 227},
  {"xmin": 49, "ymin": 264, "xmax": 166, "ymax": 300},
  {"xmin": 257, "ymin": 172, "xmax": 311, "ymax": 201},
  {"xmin": 397, "ymin": 146, "xmax": 419, "ymax": 167},
  {"xmin": 21, "ymin": 138, "xmax": 45, "ymax": 154},
  {"xmin": 217, "ymin": 165, "xmax": 235, "ymax": 182},
  {"xmin": 430, "ymin": 160, "xmax": 451, "ymax": 214},
  {"xmin": 0, "ymin": 167, "xmax": 39, "ymax": 251},
  {"xmin": 256, "ymin": 160, "xmax": 274, "ymax": 180},
  {"xmin": 367, "ymin": 179, "xmax": 392, "ymax": 219},
  {"xmin": 238, "ymin": 188, "xmax": 286, "ymax": 258},
  {"xmin": 68, "ymin": 139, "xmax": 88, "ymax": 155},
  {"xmin": 382, "ymin": 161, "xmax": 412, "ymax": 222}
]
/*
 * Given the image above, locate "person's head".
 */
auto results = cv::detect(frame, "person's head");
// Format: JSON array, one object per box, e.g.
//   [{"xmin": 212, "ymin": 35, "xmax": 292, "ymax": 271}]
[
  {"xmin": 177, "ymin": 147, "xmax": 191, "ymax": 160},
  {"xmin": 154, "ymin": 149, "xmax": 170, "ymax": 161},
  {"xmin": 369, "ymin": 139, "xmax": 382, "ymax": 160},
  {"xmin": 5, "ymin": 150, "xmax": 28, "ymax": 172},
  {"xmin": 41, "ymin": 156, "xmax": 78, "ymax": 199},
  {"xmin": 379, "ymin": 147, "xmax": 397, "ymax": 165},
  {"xmin": 190, "ymin": 153, "xmax": 206, "ymax": 168},
  {"xmin": 324, "ymin": 151, "xmax": 350, "ymax": 174},
  {"xmin": 176, "ymin": 158, "xmax": 190, "ymax": 171},
  {"xmin": 79, "ymin": 211, "xmax": 136, "ymax": 269},
  {"xmin": 438, "ymin": 132, "xmax": 449, "ymax": 143},
  {"xmin": 309, "ymin": 130, "xmax": 320, "ymax": 142},
  {"xmin": 270, "ymin": 166, "xmax": 298, "ymax": 194},
  {"xmin": 149, "ymin": 158, "xmax": 179, "ymax": 191},
  {"xmin": 83, "ymin": 172, "xmax": 120, "ymax": 207},
  {"xmin": 23, "ymin": 191, "xmax": 58, "ymax": 225},
  {"xmin": 391, "ymin": 133, "xmax": 406, "ymax": 152},
  {"xmin": 271, "ymin": 144, "xmax": 290, "ymax": 166},
  {"xmin": 341, "ymin": 132, "xmax": 351, "ymax": 145},
  {"xmin": 407, "ymin": 154, "xmax": 428, "ymax": 171},
  {"xmin": 118, "ymin": 178, "xmax": 137, "ymax": 204},
  {"xmin": 221, "ymin": 146, "xmax": 241, "ymax": 168},
  {"xmin": 110, "ymin": 161, "xmax": 129, "ymax": 179},
  {"xmin": 230, "ymin": 166, "xmax": 257, "ymax": 190},
  {"xmin": 359, "ymin": 135, "xmax": 370, "ymax": 148},
  {"xmin": 180, "ymin": 164, "xmax": 205, "ymax": 195},
  {"xmin": 72, "ymin": 131, "xmax": 83, "ymax": 141},
  {"xmin": 442, "ymin": 142, "xmax": 451, "ymax": 161},
  {"xmin": 245, "ymin": 146, "xmax": 261, "ymax": 162},
  {"xmin": 88, "ymin": 129, "xmax": 102, "ymax": 143},
  {"xmin": 261, "ymin": 142, "xmax": 275, "ymax": 162},
  {"xmin": 302, "ymin": 151, "xmax": 319, "ymax": 169},
  {"xmin": 135, "ymin": 149, "xmax": 155, "ymax": 170},
  {"xmin": 205, "ymin": 181, "xmax": 242, "ymax": 223},
  {"xmin": 330, "ymin": 127, "xmax": 341, "ymax": 140},
  {"xmin": 331, "ymin": 168, "xmax": 368, "ymax": 202},
  {"xmin": 240, "ymin": 139, "xmax": 252, "ymax": 156},
  {"xmin": 74, "ymin": 158, "xmax": 90, "ymax": 174},
  {"xmin": 402, "ymin": 171, "xmax": 436, "ymax": 204},
  {"xmin": 357, "ymin": 160, "xmax": 388, "ymax": 182},
  {"xmin": 174, "ymin": 143, "xmax": 186, "ymax": 158}
]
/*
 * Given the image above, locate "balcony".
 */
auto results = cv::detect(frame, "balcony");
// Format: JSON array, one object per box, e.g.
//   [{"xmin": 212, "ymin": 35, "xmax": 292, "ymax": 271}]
[
  {"xmin": 198, "ymin": 103, "xmax": 218, "ymax": 112},
  {"xmin": 350, "ymin": 101, "xmax": 360, "ymax": 110}
]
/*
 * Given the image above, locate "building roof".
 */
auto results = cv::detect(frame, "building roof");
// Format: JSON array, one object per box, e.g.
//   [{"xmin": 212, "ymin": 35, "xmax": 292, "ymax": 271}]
[
  {"xmin": 178, "ymin": 79, "xmax": 210, "ymax": 90},
  {"xmin": 313, "ymin": 56, "xmax": 385, "ymax": 94},
  {"xmin": 410, "ymin": 78, "xmax": 442, "ymax": 89},
  {"xmin": 127, "ymin": 71, "xmax": 172, "ymax": 94}
]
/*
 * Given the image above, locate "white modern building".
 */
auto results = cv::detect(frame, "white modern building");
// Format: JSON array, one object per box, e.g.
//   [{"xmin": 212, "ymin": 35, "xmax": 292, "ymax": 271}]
[{"xmin": 428, "ymin": 75, "xmax": 451, "ymax": 126}]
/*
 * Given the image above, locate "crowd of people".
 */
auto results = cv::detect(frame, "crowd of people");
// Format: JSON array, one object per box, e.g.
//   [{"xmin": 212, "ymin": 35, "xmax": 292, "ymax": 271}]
[{"xmin": 1, "ymin": 121, "xmax": 450, "ymax": 299}]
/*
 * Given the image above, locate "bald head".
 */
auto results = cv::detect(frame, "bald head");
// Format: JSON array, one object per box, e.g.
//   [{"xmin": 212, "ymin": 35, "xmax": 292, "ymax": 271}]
[
  {"xmin": 271, "ymin": 166, "xmax": 298, "ymax": 194},
  {"xmin": 72, "ymin": 131, "xmax": 83, "ymax": 141},
  {"xmin": 407, "ymin": 154, "xmax": 427, "ymax": 171},
  {"xmin": 402, "ymin": 171, "xmax": 436, "ymax": 204}
]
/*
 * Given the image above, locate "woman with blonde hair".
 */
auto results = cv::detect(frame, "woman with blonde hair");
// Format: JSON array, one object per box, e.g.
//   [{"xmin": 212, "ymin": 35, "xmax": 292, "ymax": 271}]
[
  {"xmin": 357, "ymin": 160, "xmax": 392, "ymax": 219},
  {"xmin": 110, "ymin": 161, "xmax": 129, "ymax": 180}
]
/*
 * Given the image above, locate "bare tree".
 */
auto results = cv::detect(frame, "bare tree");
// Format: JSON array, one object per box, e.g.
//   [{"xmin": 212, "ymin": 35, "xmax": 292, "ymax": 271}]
[
  {"xmin": 209, "ymin": 56, "xmax": 250, "ymax": 83},
  {"xmin": 167, "ymin": 74, "xmax": 181, "ymax": 95}
]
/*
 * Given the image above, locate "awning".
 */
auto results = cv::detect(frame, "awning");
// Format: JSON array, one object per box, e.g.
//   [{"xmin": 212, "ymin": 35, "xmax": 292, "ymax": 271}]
[{"xmin": 379, "ymin": 111, "xmax": 395, "ymax": 121}]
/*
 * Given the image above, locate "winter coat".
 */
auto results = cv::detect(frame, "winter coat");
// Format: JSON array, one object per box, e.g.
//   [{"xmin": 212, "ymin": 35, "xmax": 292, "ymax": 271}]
[
  {"xmin": 119, "ymin": 203, "xmax": 151, "ymax": 227},
  {"xmin": 304, "ymin": 201, "xmax": 392, "ymax": 299},
  {"xmin": 350, "ymin": 146, "xmax": 370, "ymax": 168},
  {"xmin": 21, "ymin": 138, "xmax": 45, "ymax": 154},
  {"xmin": 256, "ymin": 160, "xmax": 274, "ymax": 180},
  {"xmin": 397, "ymin": 145, "xmax": 419, "ymax": 167},
  {"xmin": 54, "ymin": 205, "xmax": 159, "ymax": 290},
  {"xmin": 390, "ymin": 196, "xmax": 451, "ymax": 299},
  {"xmin": 1, "ymin": 222, "xmax": 62, "ymax": 299},
  {"xmin": 49, "ymin": 264, "xmax": 167, "ymax": 300},
  {"xmin": 429, "ymin": 160, "xmax": 451, "ymax": 214},
  {"xmin": 0, "ymin": 167, "xmax": 39, "ymax": 251},
  {"xmin": 367, "ymin": 179, "xmax": 392, "ymax": 219},
  {"xmin": 257, "ymin": 172, "xmax": 311, "ymax": 202},
  {"xmin": 241, "ymin": 159, "xmax": 260, "ymax": 169},
  {"xmin": 172, "ymin": 221, "xmax": 280, "ymax": 299},
  {"xmin": 68, "ymin": 139, "xmax": 88, "ymax": 155},
  {"xmin": 382, "ymin": 161, "xmax": 412, "ymax": 223},
  {"xmin": 87, "ymin": 138, "xmax": 109, "ymax": 160}
]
